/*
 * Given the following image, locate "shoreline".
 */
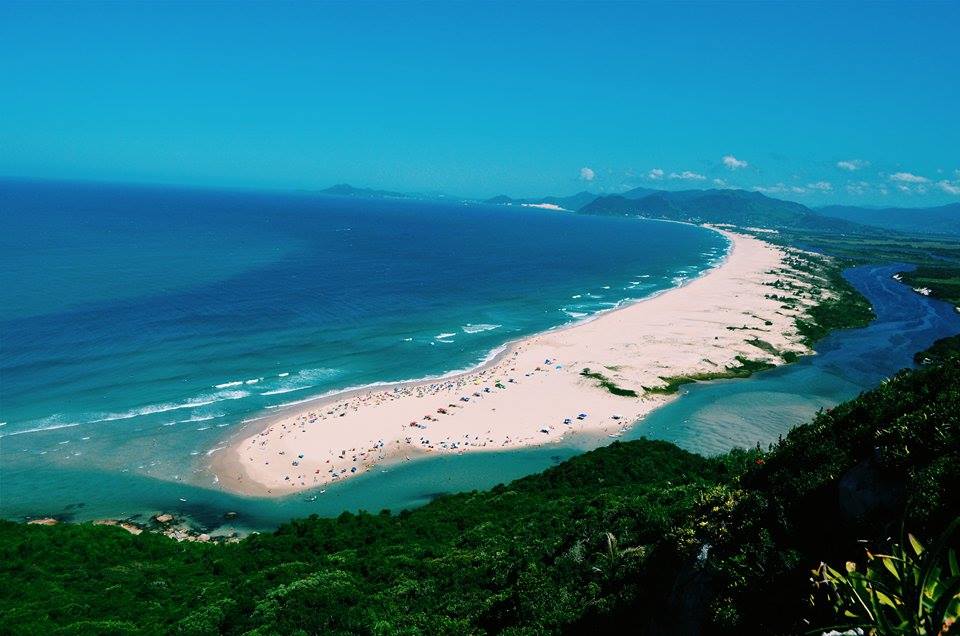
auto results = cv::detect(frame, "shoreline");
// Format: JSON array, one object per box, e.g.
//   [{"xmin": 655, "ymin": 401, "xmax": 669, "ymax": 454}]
[{"xmin": 211, "ymin": 228, "xmax": 820, "ymax": 497}]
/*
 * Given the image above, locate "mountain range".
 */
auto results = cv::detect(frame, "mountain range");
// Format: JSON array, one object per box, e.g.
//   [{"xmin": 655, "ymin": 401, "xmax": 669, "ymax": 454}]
[
  {"xmin": 321, "ymin": 183, "xmax": 958, "ymax": 235},
  {"xmin": 816, "ymin": 202, "xmax": 960, "ymax": 236}
]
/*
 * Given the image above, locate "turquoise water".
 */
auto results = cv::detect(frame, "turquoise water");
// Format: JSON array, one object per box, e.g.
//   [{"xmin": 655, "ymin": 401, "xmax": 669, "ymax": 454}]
[{"xmin": 0, "ymin": 179, "xmax": 727, "ymax": 527}]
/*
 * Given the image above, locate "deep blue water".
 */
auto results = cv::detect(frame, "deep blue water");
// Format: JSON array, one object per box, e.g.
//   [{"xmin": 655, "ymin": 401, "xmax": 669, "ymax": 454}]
[{"xmin": 0, "ymin": 179, "xmax": 726, "ymax": 526}]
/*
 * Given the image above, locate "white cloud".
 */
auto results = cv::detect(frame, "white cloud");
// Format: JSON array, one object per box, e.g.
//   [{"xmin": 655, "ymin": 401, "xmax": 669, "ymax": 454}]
[
  {"xmin": 889, "ymin": 171, "xmax": 930, "ymax": 184},
  {"xmin": 845, "ymin": 181, "xmax": 870, "ymax": 195},
  {"xmin": 754, "ymin": 183, "xmax": 789, "ymax": 194},
  {"xmin": 938, "ymin": 180, "xmax": 960, "ymax": 195},
  {"xmin": 807, "ymin": 181, "xmax": 833, "ymax": 191},
  {"xmin": 668, "ymin": 170, "xmax": 706, "ymax": 181},
  {"xmin": 712, "ymin": 178, "xmax": 728, "ymax": 187},
  {"xmin": 897, "ymin": 184, "xmax": 911, "ymax": 193},
  {"xmin": 837, "ymin": 159, "xmax": 868, "ymax": 171},
  {"xmin": 722, "ymin": 155, "xmax": 748, "ymax": 170},
  {"xmin": 647, "ymin": 168, "xmax": 664, "ymax": 180},
  {"xmin": 579, "ymin": 167, "xmax": 595, "ymax": 181}
]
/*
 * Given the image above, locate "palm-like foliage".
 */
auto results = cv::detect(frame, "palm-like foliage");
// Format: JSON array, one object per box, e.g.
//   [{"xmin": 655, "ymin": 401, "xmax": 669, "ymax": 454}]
[{"xmin": 813, "ymin": 518, "xmax": 960, "ymax": 635}]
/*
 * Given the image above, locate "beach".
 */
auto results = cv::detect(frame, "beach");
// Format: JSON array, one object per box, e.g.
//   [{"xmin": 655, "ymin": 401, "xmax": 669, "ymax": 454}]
[{"xmin": 212, "ymin": 229, "xmax": 820, "ymax": 496}]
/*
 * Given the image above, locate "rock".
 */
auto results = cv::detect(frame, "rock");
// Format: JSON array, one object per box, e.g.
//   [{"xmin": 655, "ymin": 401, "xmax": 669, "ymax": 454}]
[
  {"xmin": 838, "ymin": 456, "xmax": 904, "ymax": 523},
  {"xmin": 197, "ymin": 533, "xmax": 210, "ymax": 542},
  {"xmin": 27, "ymin": 517, "xmax": 58, "ymax": 526},
  {"xmin": 224, "ymin": 511, "xmax": 238, "ymax": 519},
  {"xmin": 154, "ymin": 513, "xmax": 174, "ymax": 524},
  {"xmin": 119, "ymin": 523, "xmax": 143, "ymax": 536}
]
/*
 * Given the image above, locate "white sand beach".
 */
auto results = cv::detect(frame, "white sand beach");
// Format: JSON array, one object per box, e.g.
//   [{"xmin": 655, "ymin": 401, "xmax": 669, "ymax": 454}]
[{"xmin": 212, "ymin": 229, "xmax": 821, "ymax": 496}]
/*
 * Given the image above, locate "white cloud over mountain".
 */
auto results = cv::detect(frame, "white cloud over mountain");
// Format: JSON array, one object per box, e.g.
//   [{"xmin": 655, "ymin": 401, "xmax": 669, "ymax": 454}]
[
  {"xmin": 669, "ymin": 171, "xmax": 706, "ymax": 181},
  {"xmin": 722, "ymin": 155, "xmax": 748, "ymax": 170}
]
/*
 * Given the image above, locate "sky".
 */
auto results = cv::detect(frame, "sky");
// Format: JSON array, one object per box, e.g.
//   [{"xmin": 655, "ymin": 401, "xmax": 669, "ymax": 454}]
[{"xmin": 1, "ymin": 1, "xmax": 958, "ymax": 206}]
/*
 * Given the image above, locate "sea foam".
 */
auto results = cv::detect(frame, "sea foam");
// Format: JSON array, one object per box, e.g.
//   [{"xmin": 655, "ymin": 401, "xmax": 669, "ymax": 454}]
[{"xmin": 461, "ymin": 323, "xmax": 500, "ymax": 334}]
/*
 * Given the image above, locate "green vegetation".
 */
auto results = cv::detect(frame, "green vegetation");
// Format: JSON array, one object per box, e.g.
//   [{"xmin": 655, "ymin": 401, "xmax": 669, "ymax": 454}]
[
  {"xmin": 787, "ymin": 254, "xmax": 876, "ymax": 345},
  {"xmin": 3, "ymin": 343, "xmax": 959, "ymax": 635},
  {"xmin": 901, "ymin": 266, "xmax": 960, "ymax": 308},
  {"xmin": 915, "ymin": 333, "xmax": 960, "ymax": 365},
  {"xmin": 762, "ymin": 228, "xmax": 960, "ymax": 270},
  {"xmin": 744, "ymin": 337, "xmax": 779, "ymax": 357},
  {"xmin": 580, "ymin": 367, "xmax": 638, "ymax": 397},
  {"xmin": 645, "ymin": 355, "xmax": 775, "ymax": 395}
]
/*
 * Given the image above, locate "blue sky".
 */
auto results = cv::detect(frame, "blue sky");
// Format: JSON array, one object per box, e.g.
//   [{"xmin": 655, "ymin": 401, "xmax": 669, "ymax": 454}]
[{"xmin": 1, "ymin": 1, "xmax": 958, "ymax": 205}]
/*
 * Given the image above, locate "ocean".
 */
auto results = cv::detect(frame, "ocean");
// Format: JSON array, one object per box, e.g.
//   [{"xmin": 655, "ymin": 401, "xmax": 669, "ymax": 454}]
[{"xmin": 0, "ymin": 178, "xmax": 727, "ymax": 527}]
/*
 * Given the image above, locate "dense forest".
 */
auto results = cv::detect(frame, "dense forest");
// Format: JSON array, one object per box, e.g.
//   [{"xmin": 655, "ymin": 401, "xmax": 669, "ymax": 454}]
[{"xmin": 2, "ymin": 338, "xmax": 958, "ymax": 635}]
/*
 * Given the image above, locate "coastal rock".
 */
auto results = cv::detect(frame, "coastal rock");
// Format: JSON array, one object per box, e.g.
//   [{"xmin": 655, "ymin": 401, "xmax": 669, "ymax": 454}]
[
  {"xmin": 93, "ymin": 519, "xmax": 143, "ymax": 535},
  {"xmin": 27, "ymin": 517, "xmax": 59, "ymax": 526},
  {"xmin": 154, "ymin": 513, "xmax": 174, "ymax": 524}
]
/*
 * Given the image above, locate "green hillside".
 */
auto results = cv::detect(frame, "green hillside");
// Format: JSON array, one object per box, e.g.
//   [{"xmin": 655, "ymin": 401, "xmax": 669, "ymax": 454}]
[
  {"xmin": 818, "ymin": 203, "xmax": 960, "ymax": 236},
  {"xmin": 2, "ymin": 342, "xmax": 958, "ymax": 635},
  {"xmin": 579, "ymin": 188, "xmax": 872, "ymax": 232}
]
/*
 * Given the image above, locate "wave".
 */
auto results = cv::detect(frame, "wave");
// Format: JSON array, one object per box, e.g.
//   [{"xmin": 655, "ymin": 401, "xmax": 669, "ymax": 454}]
[
  {"xmin": 563, "ymin": 310, "xmax": 589, "ymax": 318},
  {"xmin": 258, "ymin": 367, "xmax": 339, "ymax": 396},
  {"xmin": 278, "ymin": 372, "xmax": 290, "ymax": 377},
  {"xmin": 6, "ymin": 385, "xmax": 257, "ymax": 438},
  {"xmin": 92, "ymin": 390, "xmax": 250, "ymax": 423},
  {"xmin": 214, "ymin": 380, "xmax": 244, "ymax": 389},
  {"xmin": 435, "ymin": 332, "xmax": 457, "ymax": 339},
  {"xmin": 261, "ymin": 385, "xmax": 316, "ymax": 396},
  {"xmin": 462, "ymin": 323, "xmax": 500, "ymax": 334},
  {"xmin": 0, "ymin": 421, "xmax": 82, "ymax": 437}
]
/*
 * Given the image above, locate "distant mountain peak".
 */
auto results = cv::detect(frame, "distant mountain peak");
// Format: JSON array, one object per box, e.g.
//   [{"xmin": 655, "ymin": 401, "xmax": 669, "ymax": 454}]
[{"xmin": 319, "ymin": 184, "xmax": 410, "ymax": 199}]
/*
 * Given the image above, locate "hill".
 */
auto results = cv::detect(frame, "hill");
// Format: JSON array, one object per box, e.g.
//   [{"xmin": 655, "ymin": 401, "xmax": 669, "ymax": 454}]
[
  {"xmin": 580, "ymin": 188, "xmax": 873, "ymax": 232},
  {"xmin": 484, "ymin": 190, "xmax": 598, "ymax": 211},
  {"xmin": 817, "ymin": 202, "xmax": 960, "ymax": 236},
  {"xmin": 2, "ymin": 341, "xmax": 958, "ymax": 634},
  {"xmin": 318, "ymin": 183, "xmax": 412, "ymax": 199}
]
